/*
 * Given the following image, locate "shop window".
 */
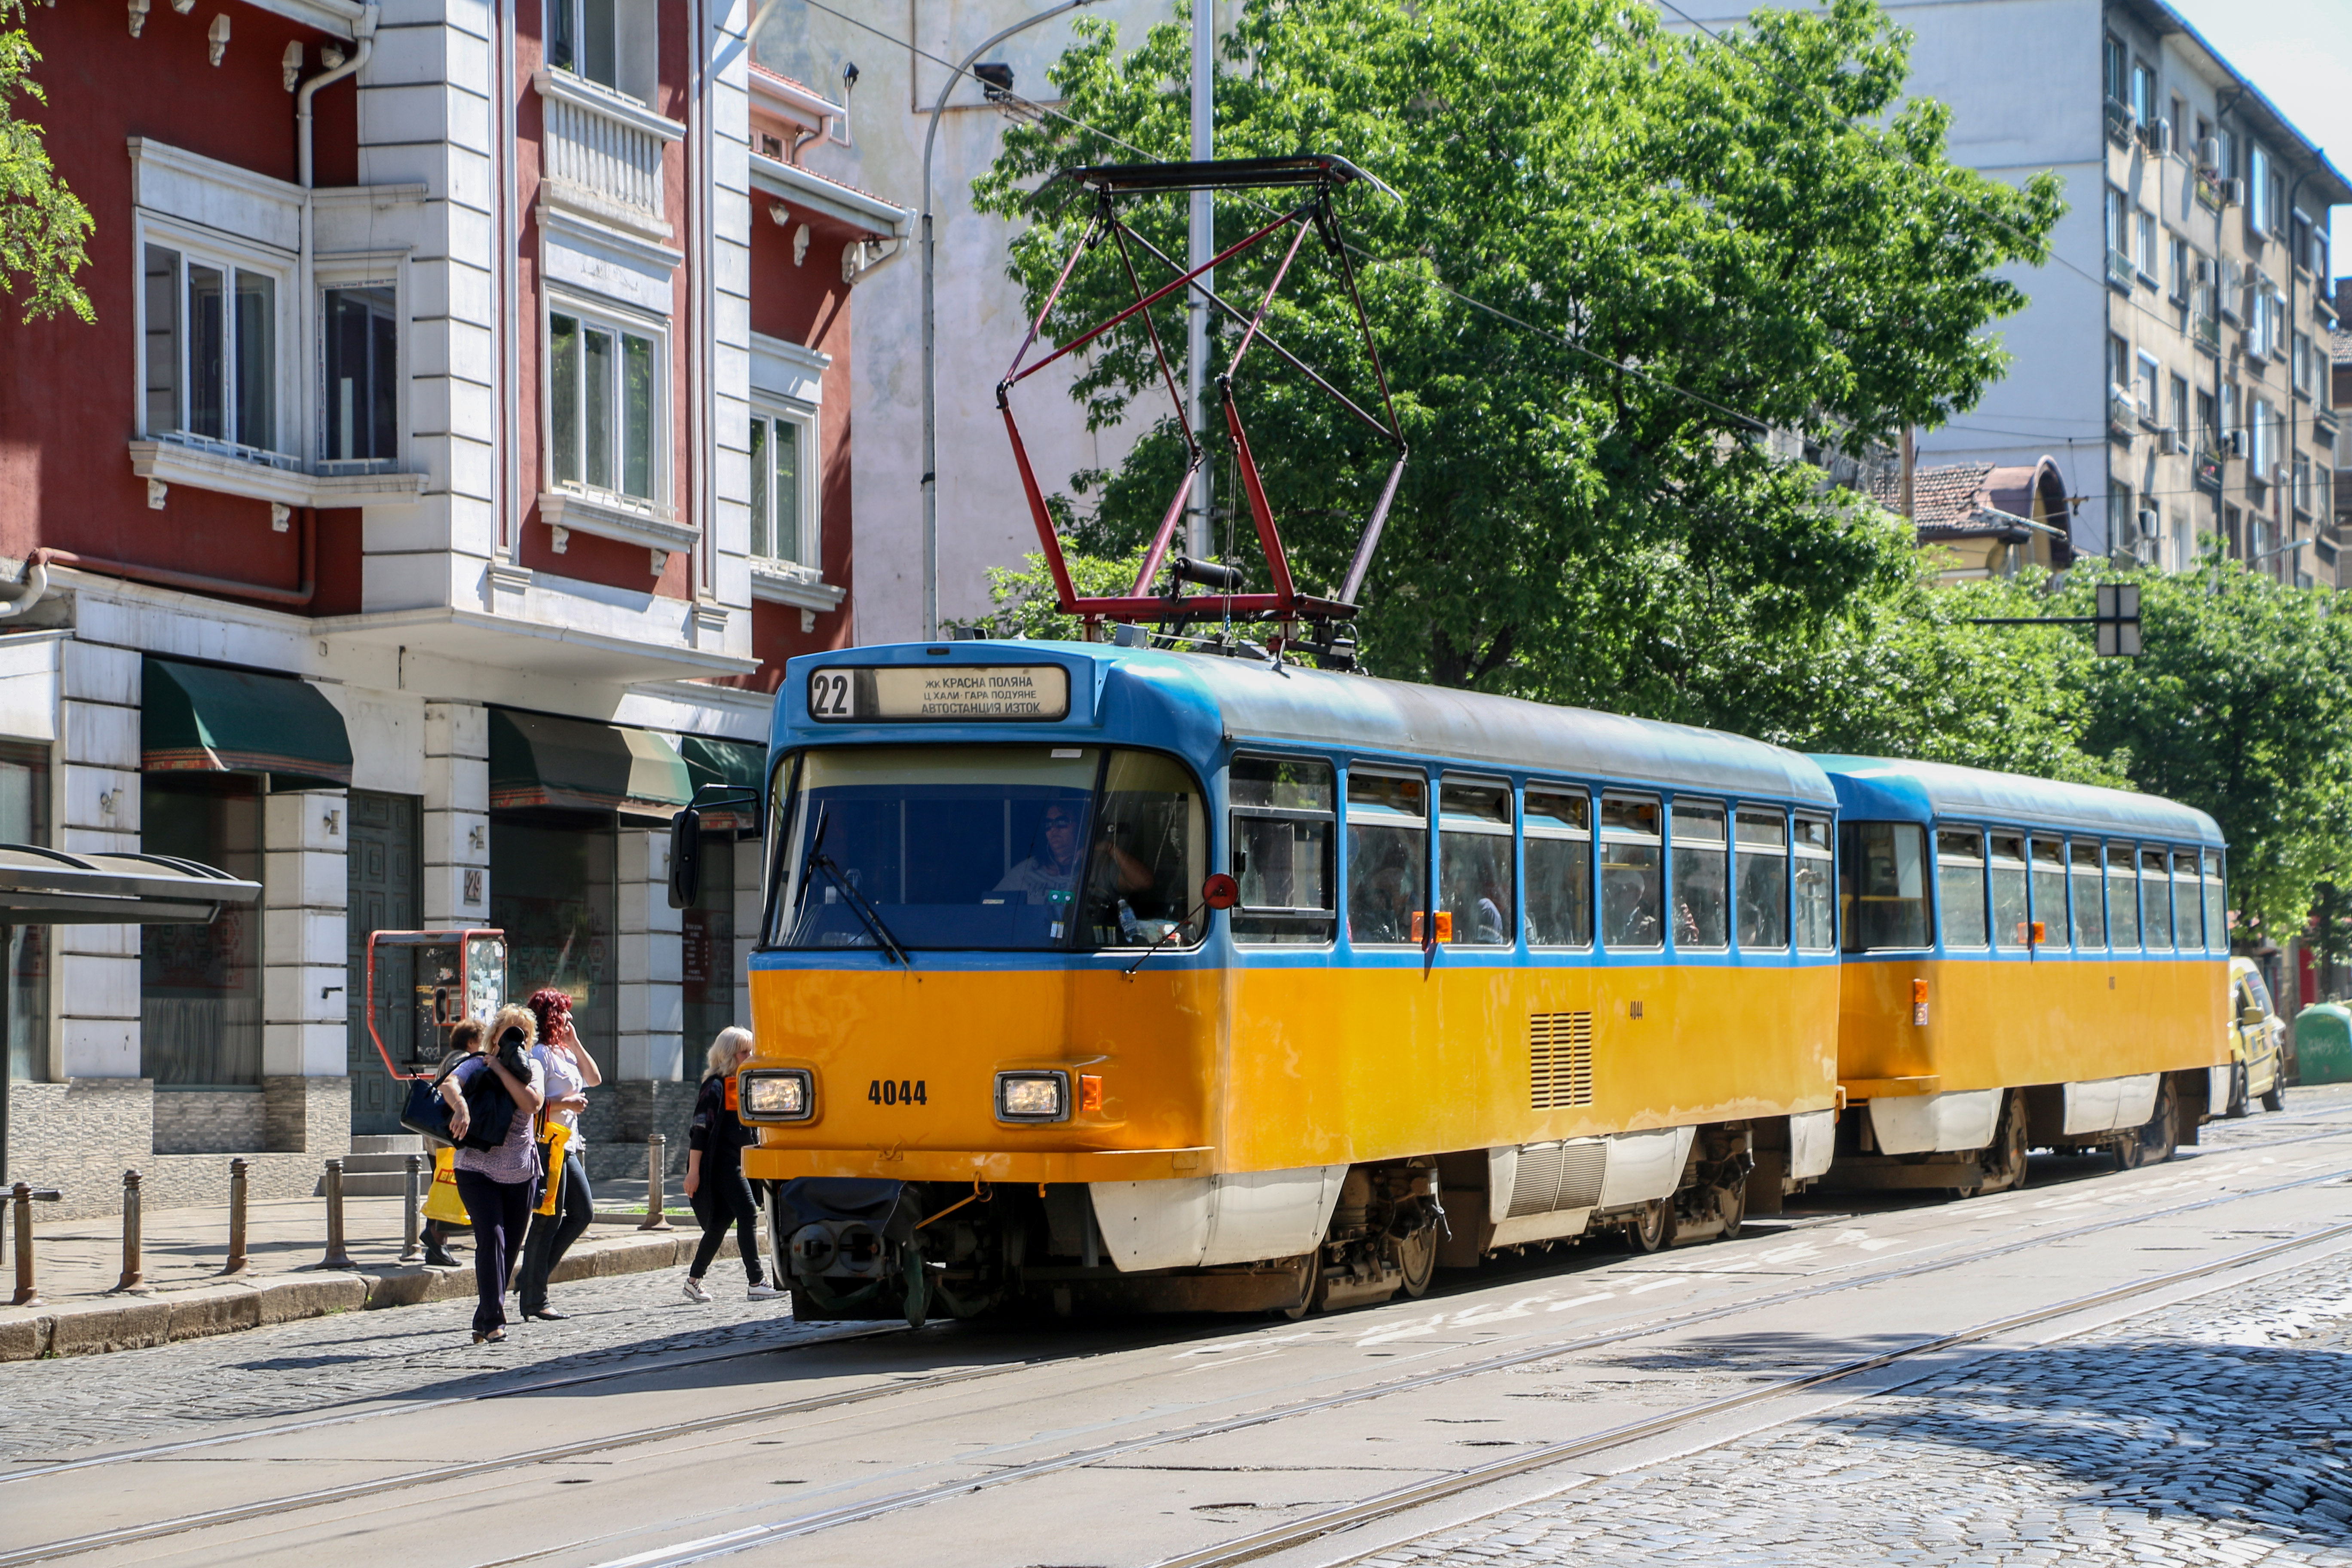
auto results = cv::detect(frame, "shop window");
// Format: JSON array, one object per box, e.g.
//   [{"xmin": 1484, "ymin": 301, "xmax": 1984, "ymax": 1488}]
[
  {"xmin": 681, "ymin": 834, "xmax": 737, "ymax": 1059},
  {"xmin": 750, "ymin": 407, "xmax": 818, "ymax": 567},
  {"xmin": 141, "ymin": 241, "xmax": 283, "ymax": 456},
  {"xmin": 321, "ymin": 283, "xmax": 399, "ymax": 466},
  {"xmin": 1230, "ymin": 756, "xmax": 1335, "ymax": 946},
  {"xmin": 141, "ymin": 776, "xmax": 263, "ymax": 1087},
  {"xmin": 0, "ymin": 743, "xmax": 49, "ymax": 1082},
  {"xmin": 1524, "ymin": 787, "xmax": 1591, "ymax": 948},
  {"xmin": 492, "ymin": 811, "xmax": 616, "ymax": 1080},
  {"xmin": 549, "ymin": 306, "xmax": 659, "ymax": 504}
]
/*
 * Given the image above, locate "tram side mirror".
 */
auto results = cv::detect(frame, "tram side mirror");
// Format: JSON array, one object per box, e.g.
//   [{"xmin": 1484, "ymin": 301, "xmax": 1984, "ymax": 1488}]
[
  {"xmin": 668, "ymin": 807, "xmax": 703, "ymax": 910},
  {"xmin": 1201, "ymin": 873, "xmax": 1240, "ymax": 911}
]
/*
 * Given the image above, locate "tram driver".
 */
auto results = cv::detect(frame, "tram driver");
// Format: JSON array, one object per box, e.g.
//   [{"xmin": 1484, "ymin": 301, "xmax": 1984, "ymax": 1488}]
[{"xmin": 995, "ymin": 802, "xmax": 1152, "ymax": 905}]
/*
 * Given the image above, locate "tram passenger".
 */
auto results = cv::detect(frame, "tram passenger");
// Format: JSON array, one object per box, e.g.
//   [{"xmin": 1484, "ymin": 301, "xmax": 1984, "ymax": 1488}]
[
  {"xmin": 516, "ymin": 988, "xmax": 599, "ymax": 1322},
  {"xmin": 994, "ymin": 802, "xmax": 1152, "ymax": 904},
  {"xmin": 683, "ymin": 1027, "xmax": 781, "ymax": 1305},
  {"xmin": 1348, "ymin": 836, "xmax": 1418, "ymax": 943},
  {"xmin": 1604, "ymin": 855, "xmax": 1663, "ymax": 947}
]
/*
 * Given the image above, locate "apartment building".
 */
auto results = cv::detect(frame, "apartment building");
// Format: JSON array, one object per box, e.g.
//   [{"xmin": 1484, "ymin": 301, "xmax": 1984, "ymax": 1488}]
[
  {"xmin": 0, "ymin": 0, "xmax": 906, "ymax": 1216},
  {"xmin": 1675, "ymin": 0, "xmax": 2347, "ymax": 583}
]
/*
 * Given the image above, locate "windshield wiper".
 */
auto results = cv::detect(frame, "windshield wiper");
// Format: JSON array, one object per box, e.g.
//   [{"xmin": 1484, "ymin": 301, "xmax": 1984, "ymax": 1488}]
[{"xmin": 791, "ymin": 806, "xmax": 913, "ymax": 965}]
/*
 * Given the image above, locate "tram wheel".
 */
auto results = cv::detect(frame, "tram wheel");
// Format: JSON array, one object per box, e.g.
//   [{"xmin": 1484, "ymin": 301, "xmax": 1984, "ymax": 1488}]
[
  {"xmin": 1960, "ymin": 1091, "xmax": 2029, "ymax": 1199},
  {"xmin": 1274, "ymin": 1253, "xmax": 1317, "ymax": 1321},
  {"xmin": 1396, "ymin": 1227, "xmax": 1438, "ymax": 1298},
  {"xmin": 2116, "ymin": 1077, "xmax": 2180, "ymax": 1170},
  {"xmin": 1624, "ymin": 1197, "xmax": 1674, "ymax": 1254},
  {"xmin": 1713, "ymin": 1175, "xmax": 1746, "ymax": 1242}
]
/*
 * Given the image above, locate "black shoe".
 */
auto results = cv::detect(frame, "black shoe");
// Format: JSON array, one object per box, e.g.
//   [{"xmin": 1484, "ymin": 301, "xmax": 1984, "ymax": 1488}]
[
  {"xmin": 425, "ymin": 1247, "xmax": 461, "ymax": 1267},
  {"xmin": 524, "ymin": 1308, "xmax": 569, "ymax": 1321}
]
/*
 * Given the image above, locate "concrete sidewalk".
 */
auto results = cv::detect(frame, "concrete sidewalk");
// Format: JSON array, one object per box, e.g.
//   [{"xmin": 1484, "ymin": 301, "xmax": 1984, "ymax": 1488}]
[{"xmin": 1, "ymin": 1180, "xmax": 722, "ymax": 1363}]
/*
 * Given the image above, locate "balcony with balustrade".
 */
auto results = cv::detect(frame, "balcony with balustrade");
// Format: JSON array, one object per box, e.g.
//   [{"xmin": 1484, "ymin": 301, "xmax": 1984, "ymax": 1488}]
[{"xmin": 533, "ymin": 67, "xmax": 684, "ymax": 241}]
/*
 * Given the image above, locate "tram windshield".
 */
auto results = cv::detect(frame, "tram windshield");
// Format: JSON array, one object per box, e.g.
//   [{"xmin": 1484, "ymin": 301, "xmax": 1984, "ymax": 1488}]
[{"xmin": 770, "ymin": 746, "xmax": 1205, "ymax": 952}]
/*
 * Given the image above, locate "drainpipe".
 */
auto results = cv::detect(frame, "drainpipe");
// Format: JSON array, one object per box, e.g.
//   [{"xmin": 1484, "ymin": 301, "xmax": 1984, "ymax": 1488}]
[
  {"xmin": 31, "ymin": 509, "xmax": 319, "ymax": 608},
  {"xmin": 296, "ymin": 6, "xmax": 380, "ymax": 477},
  {"xmin": 0, "ymin": 558, "xmax": 49, "ymax": 621},
  {"xmin": 2215, "ymin": 86, "xmax": 2246, "ymax": 562},
  {"xmin": 2284, "ymin": 154, "xmax": 2319, "ymax": 581}
]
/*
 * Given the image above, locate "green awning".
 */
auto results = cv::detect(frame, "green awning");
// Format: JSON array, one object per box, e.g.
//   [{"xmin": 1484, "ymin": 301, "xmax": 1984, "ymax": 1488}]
[
  {"xmin": 142, "ymin": 658, "xmax": 353, "ymax": 791},
  {"xmin": 489, "ymin": 708, "xmax": 692, "ymax": 819},
  {"xmin": 680, "ymin": 735, "xmax": 767, "ymax": 833}
]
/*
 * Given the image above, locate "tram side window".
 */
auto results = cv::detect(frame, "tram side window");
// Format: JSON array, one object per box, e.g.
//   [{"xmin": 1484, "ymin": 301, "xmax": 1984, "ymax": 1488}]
[
  {"xmin": 2070, "ymin": 842, "xmax": 2107, "ymax": 949},
  {"xmin": 1439, "ymin": 779, "xmax": 1514, "ymax": 946},
  {"xmin": 1936, "ymin": 828, "xmax": 1988, "ymax": 949},
  {"xmin": 1672, "ymin": 800, "xmax": 1729, "ymax": 949},
  {"xmin": 2029, "ymin": 839, "xmax": 2070, "ymax": 950},
  {"xmin": 2172, "ymin": 851, "xmax": 2203, "ymax": 949},
  {"xmin": 1346, "ymin": 770, "xmax": 1427, "ymax": 945},
  {"xmin": 1084, "ymin": 750, "xmax": 1207, "ymax": 948},
  {"xmin": 1523, "ymin": 787, "xmax": 1592, "ymax": 948},
  {"xmin": 2106, "ymin": 844, "xmax": 2139, "ymax": 949},
  {"xmin": 1735, "ymin": 808, "xmax": 1788, "ymax": 950},
  {"xmin": 1600, "ymin": 794, "xmax": 1663, "ymax": 949},
  {"xmin": 2141, "ymin": 848, "xmax": 2174, "ymax": 948},
  {"xmin": 1793, "ymin": 815, "xmax": 1835, "ymax": 951},
  {"xmin": 1229, "ymin": 756, "xmax": 1335, "ymax": 945},
  {"xmin": 1839, "ymin": 822, "xmax": 1929, "ymax": 951},
  {"xmin": 1989, "ymin": 833, "xmax": 2030, "ymax": 949},
  {"xmin": 2202, "ymin": 851, "xmax": 2226, "ymax": 951}
]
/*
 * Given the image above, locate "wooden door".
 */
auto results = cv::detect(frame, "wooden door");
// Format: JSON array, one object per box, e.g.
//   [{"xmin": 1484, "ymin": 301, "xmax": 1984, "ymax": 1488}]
[{"xmin": 346, "ymin": 790, "xmax": 421, "ymax": 1135}]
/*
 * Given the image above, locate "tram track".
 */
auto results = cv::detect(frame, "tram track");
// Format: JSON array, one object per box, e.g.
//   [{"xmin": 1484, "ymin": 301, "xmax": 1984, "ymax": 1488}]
[{"xmin": 14, "ymin": 1136, "xmax": 2349, "ymax": 1568}]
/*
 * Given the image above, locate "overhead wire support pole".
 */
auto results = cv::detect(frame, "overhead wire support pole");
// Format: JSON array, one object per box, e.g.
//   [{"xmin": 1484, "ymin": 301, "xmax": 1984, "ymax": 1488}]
[{"xmin": 1187, "ymin": 0, "xmax": 1215, "ymax": 562}]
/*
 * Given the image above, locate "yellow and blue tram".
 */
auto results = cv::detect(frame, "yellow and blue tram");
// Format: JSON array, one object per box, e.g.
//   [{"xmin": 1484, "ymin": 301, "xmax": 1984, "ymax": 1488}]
[
  {"xmin": 714, "ymin": 640, "xmax": 2229, "ymax": 1321},
  {"xmin": 1814, "ymin": 755, "xmax": 2232, "ymax": 1193}
]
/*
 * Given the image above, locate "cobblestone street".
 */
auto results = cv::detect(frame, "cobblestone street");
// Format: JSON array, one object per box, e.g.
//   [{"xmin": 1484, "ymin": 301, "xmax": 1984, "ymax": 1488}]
[{"xmin": 1362, "ymin": 1246, "xmax": 2352, "ymax": 1568}]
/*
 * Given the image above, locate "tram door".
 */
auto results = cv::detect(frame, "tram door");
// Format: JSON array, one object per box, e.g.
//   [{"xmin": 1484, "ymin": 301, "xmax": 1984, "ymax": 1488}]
[{"xmin": 346, "ymin": 791, "xmax": 421, "ymax": 1135}]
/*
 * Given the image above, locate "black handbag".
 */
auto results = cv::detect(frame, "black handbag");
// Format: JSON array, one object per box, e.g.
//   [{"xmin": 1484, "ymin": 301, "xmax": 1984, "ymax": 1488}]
[
  {"xmin": 398, "ymin": 1055, "xmax": 466, "ymax": 1145},
  {"xmin": 398, "ymin": 1052, "xmax": 518, "ymax": 1151}
]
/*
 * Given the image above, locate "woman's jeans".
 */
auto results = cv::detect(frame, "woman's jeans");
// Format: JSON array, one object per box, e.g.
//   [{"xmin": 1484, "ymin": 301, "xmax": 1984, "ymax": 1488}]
[
  {"xmin": 517, "ymin": 1154, "xmax": 594, "ymax": 1314},
  {"xmin": 452, "ymin": 1170, "xmax": 533, "ymax": 1335},
  {"xmin": 689, "ymin": 1167, "xmax": 765, "ymax": 1284}
]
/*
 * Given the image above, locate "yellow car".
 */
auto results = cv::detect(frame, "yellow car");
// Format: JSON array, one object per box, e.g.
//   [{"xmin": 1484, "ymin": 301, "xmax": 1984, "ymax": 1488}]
[{"xmin": 2227, "ymin": 956, "xmax": 2287, "ymax": 1115}]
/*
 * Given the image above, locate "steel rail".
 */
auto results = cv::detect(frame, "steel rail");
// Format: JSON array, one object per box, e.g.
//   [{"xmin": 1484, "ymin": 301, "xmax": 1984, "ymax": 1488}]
[
  {"xmin": 1157, "ymin": 1217, "xmax": 2352, "ymax": 1568},
  {"xmin": 10, "ymin": 1124, "xmax": 2350, "ymax": 1568}
]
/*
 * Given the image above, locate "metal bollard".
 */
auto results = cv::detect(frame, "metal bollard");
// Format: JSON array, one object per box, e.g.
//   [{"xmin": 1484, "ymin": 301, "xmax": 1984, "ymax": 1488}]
[
  {"xmin": 222, "ymin": 1157, "xmax": 250, "ymax": 1275},
  {"xmin": 12, "ymin": 1182, "xmax": 63, "ymax": 1307},
  {"xmin": 320, "ymin": 1158, "xmax": 356, "ymax": 1270},
  {"xmin": 398, "ymin": 1153, "xmax": 423, "ymax": 1263},
  {"xmin": 638, "ymin": 1134, "xmax": 672, "ymax": 1230},
  {"xmin": 115, "ymin": 1169, "xmax": 145, "ymax": 1292}
]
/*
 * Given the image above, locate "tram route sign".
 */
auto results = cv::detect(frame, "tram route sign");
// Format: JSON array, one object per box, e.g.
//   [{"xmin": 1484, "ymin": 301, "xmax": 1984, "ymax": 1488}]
[{"xmin": 807, "ymin": 664, "xmax": 1073, "ymax": 723}]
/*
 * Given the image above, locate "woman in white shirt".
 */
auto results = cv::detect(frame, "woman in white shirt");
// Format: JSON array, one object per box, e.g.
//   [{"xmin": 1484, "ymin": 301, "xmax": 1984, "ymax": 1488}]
[{"xmin": 516, "ymin": 987, "xmax": 601, "ymax": 1321}]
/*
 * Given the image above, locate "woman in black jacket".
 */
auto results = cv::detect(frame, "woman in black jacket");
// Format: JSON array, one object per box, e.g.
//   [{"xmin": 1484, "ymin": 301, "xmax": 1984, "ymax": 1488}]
[{"xmin": 682, "ymin": 1027, "xmax": 777, "ymax": 1303}]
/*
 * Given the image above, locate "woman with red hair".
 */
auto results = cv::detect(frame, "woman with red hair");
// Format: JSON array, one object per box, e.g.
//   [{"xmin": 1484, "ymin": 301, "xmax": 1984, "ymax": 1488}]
[{"xmin": 516, "ymin": 986, "xmax": 601, "ymax": 1320}]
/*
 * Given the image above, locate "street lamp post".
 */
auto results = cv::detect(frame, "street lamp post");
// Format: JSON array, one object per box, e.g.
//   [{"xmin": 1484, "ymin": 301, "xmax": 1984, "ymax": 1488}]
[{"xmin": 921, "ymin": 1, "xmax": 1097, "ymax": 640}]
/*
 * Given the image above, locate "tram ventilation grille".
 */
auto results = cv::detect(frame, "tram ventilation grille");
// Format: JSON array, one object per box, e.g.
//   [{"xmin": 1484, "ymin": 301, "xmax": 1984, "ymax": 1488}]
[{"xmin": 1530, "ymin": 1011, "xmax": 1594, "ymax": 1109}]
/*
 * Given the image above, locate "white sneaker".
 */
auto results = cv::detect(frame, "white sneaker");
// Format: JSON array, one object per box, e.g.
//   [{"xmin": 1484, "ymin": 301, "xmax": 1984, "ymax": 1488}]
[
  {"xmin": 682, "ymin": 1277, "xmax": 714, "ymax": 1304},
  {"xmin": 747, "ymin": 1282, "xmax": 784, "ymax": 1301}
]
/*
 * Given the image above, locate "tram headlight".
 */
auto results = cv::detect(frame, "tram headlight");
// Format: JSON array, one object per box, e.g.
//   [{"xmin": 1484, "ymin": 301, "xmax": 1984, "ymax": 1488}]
[
  {"xmin": 995, "ymin": 1070, "xmax": 1069, "ymax": 1123},
  {"xmin": 740, "ymin": 1069, "xmax": 814, "ymax": 1121}
]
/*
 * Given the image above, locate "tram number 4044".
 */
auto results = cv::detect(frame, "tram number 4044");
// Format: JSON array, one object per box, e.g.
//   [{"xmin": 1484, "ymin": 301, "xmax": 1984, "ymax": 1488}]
[{"xmin": 870, "ymin": 1079, "xmax": 927, "ymax": 1107}]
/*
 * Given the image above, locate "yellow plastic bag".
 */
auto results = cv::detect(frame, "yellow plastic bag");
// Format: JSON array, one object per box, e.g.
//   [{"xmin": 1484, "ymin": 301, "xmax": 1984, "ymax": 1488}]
[
  {"xmin": 421, "ymin": 1145, "xmax": 470, "ymax": 1226},
  {"xmin": 535, "ymin": 1124, "xmax": 571, "ymax": 1217}
]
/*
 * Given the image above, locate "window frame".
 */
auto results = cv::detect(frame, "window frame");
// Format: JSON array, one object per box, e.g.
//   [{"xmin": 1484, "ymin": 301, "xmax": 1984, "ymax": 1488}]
[
  {"xmin": 1227, "ymin": 753, "xmax": 1337, "ymax": 947},
  {"xmin": 1522, "ymin": 782, "xmax": 1594, "ymax": 952},
  {"xmin": 133, "ymin": 213, "xmax": 298, "ymax": 464},
  {"xmin": 544, "ymin": 291, "xmax": 670, "ymax": 510},
  {"xmin": 1733, "ymin": 805, "xmax": 1791, "ymax": 954},
  {"xmin": 1935, "ymin": 824, "xmax": 1990, "ymax": 952},
  {"xmin": 1342, "ymin": 764, "xmax": 1430, "ymax": 949},
  {"xmin": 313, "ymin": 254, "xmax": 408, "ymax": 474},
  {"xmin": 1438, "ymin": 774, "xmax": 1516, "ymax": 949},
  {"xmin": 545, "ymin": 0, "xmax": 657, "ymax": 106},
  {"xmin": 1599, "ymin": 791, "xmax": 1665, "ymax": 953},
  {"xmin": 1793, "ymin": 813, "xmax": 1836, "ymax": 953},
  {"xmin": 2027, "ymin": 836, "xmax": 2071, "ymax": 951},
  {"xmin": 749, "ymin": 398, "xmax": 820, "ymax": 569}
]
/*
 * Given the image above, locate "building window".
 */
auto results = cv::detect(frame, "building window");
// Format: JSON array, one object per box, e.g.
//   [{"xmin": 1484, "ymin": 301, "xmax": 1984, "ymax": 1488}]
[
  {"xmin": 2130, "ymin": 61, "xmax": 2156, "ymax": 131},
  {"xmin": 2295, "ymin": 453, "xmax": 2313, "ymax": 517},
  {"xmin": 2103, "ymin": 35, "xmax": 2127, "ymax": 105},
  {"xmin": 749, "ymin": 407, "xmax": 817, "ymax": 566},
  {"xmin": 2251, "ymin": 396, "xmax": 2277, "ymax": 477},
  {"xmin": 2222, "ymin": 383, "xmax": 2241, "ymax": 452},
  {"xmin": 0, "ymin": 742, "xmax": 49, "ymax": 1083},
  {"xmin": 2104, "ymin": 188, "xmax": 2129, "ymax": 265},
  {"xmin": 321, "ymin": 283, "xmax": 398, "ymax": 466},
  {"xmin": 549, "ymin": 306, "xmax": 658, "ymax": 502},
  {"xmin": 2135, "ymin": 351, "xmax": 2160, "ymax": 423},
  {"xmin": 2196, "ymin": 388, "xmax": 2215, "ymax": 451},
  {"xmin": 141, "ymin": 775, "xmax": 263, "ymax": 1087},
  {"xmin": 141, "ymin": 241, "xmax": 282, "ymax": 455},
  {"xmin": 2134, "ymin": 211, "xmax": 2157, "ymax": 280},
  {"xmin": 2108, "ymin": 481, "xmax": 2134, "ymax": 548},
  {"xmin": 546, "ymin": 0, "xmax": 653, "ymax": 104},
  {"xmin": 2168, "ymin": 235, "xmax": 2190, "ymax": 301},
  {"xmin": 2170, "ymin": 373, "xmax": 2189, "ymax": 440},
  {"xmin": 2293, "ymin": 331, "xmax": 2314, "ymax": 398}
]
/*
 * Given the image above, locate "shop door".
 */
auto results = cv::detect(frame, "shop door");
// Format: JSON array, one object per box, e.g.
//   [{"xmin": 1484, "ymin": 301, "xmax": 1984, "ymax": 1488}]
[{"xmin": 346, "ymin": 790, "xmax": 421, "ymax": 1135}]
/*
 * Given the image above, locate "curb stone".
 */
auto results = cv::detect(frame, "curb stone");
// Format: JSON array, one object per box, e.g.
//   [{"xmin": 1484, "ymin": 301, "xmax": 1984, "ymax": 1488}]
[{"xmin": 0, "ymin": 1231, "xmax": 705, "ymax": 1362}]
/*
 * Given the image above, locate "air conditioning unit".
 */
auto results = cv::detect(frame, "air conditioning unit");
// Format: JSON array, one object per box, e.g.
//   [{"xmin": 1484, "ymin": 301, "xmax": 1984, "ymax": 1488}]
[
  {"xmin": 2198, "ymin": 135, "xmax": 2223, "ymax": 168},
  {"xmin": 2159, "ymin": 426, "xmax": 2183, "ymax": 454},
  {"xmin": 2194, "ymin": 257, "xmax": 2216, "ymax": 285},
  {"xmin": 2138, "ymin": 506, "xmax": 2161, "ymax": 536},
  {"xmin": 2154, "ymin": 118, "xmax": 2174, "ymax": 156},
  {"xmin": 2226, "ymin": 430, "xmax": 2248, "ymax": 458},
  {"xmin": 2222, "ymin": 177, "xmax": 2245, "ymax": 207},
  {"xmin": 2274, "ymin": 464, "xmax": 2290, "ymax": 490}
]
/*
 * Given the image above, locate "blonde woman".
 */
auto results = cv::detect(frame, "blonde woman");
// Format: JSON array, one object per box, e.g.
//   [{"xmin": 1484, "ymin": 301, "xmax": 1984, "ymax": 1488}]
[
  {"xmin": 683, "ymin": 1027, "xmax": 777, "ymax": 1303},
  {"xmin": 441, "ymin": 1004, "xmax": 545, "ymax": 1343}
]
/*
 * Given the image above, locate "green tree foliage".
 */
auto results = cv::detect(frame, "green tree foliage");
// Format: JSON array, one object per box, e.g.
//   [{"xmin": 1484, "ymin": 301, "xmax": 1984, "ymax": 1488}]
[
  {"xmin": 974, "ymin": 0, "xmax": 2060, "ymax": 713},
  {"xmin": 0, "ymin": 0, "xmax": 92, "ymax": 323}
]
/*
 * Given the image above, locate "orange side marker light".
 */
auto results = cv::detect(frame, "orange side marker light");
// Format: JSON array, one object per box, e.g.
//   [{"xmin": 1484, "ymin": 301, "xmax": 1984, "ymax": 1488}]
[
  {"xmin": 1911, "ymin": 978, "xmax": 1929, "ymax": 1027},
  {"xmin": 1079, "ymin": 1074, "xmax": 1103, "ymax": 1115}
]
